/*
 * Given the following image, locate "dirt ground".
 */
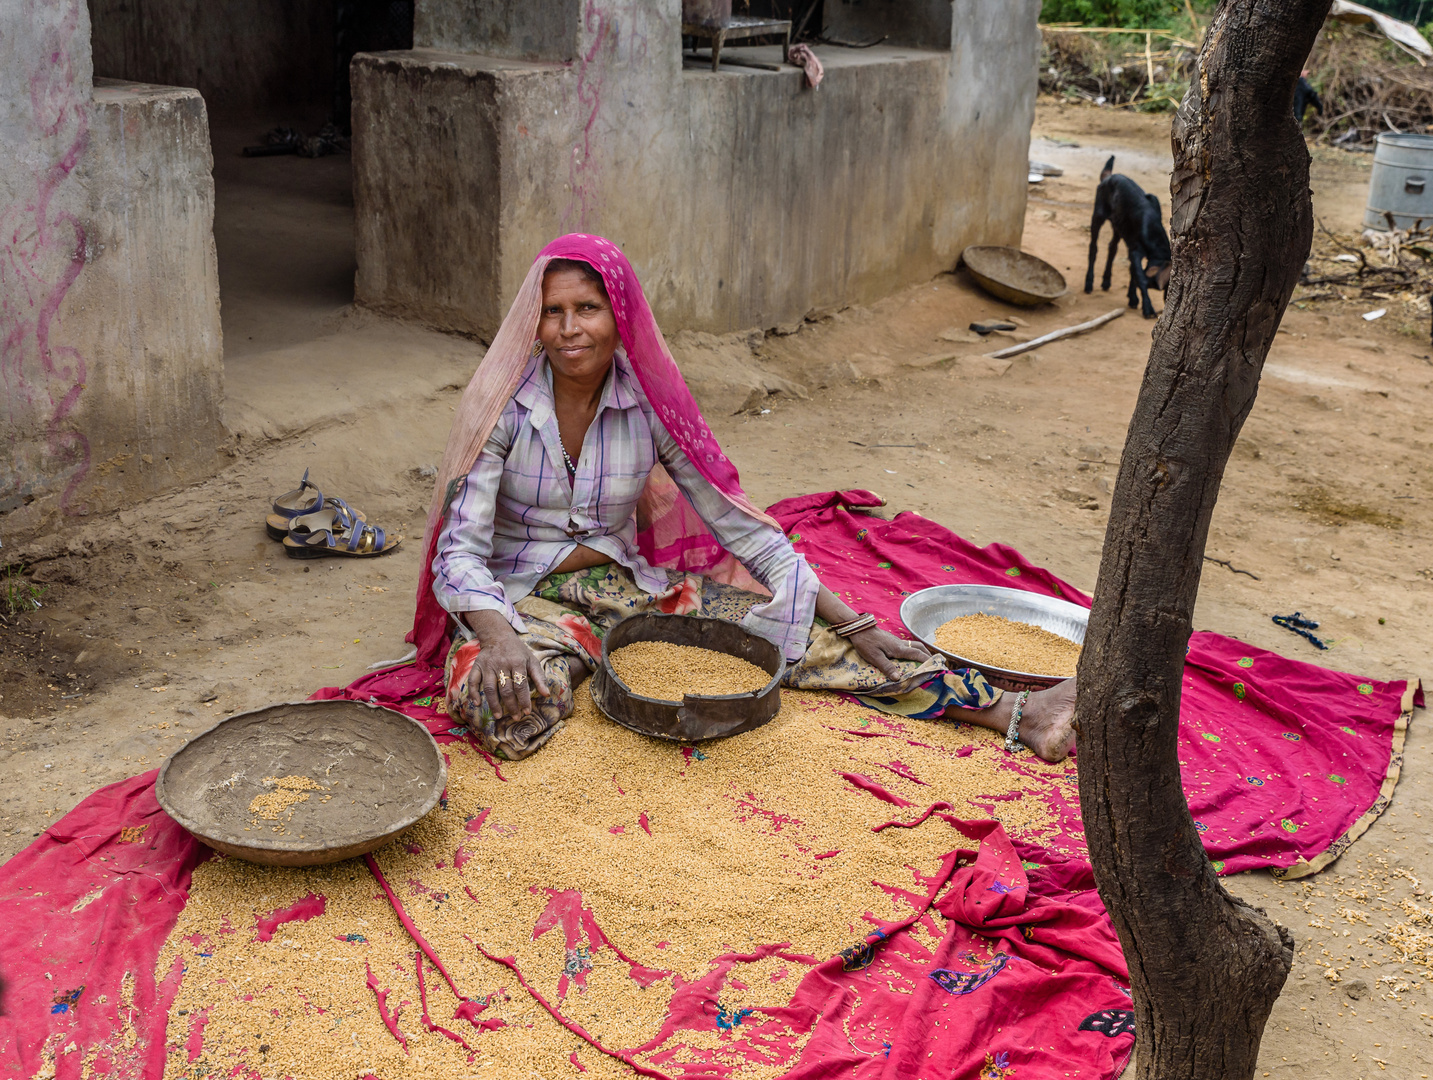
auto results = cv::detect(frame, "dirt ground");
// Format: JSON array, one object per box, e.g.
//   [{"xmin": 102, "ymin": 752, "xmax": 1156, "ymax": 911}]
[{"xmin": 3, "ymin": 100, "xmax": 1432, "ymax": 1074}]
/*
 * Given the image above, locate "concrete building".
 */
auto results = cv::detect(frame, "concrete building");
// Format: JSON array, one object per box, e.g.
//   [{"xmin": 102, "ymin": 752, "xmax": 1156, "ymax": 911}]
[
  {"xmin": 2, "ymin": 0, "xmax": 223, "ymax": 543},
  {"xmin": 3, "ymin": 0, "xmax": 1039, "ymax": 544},
  {"xmin": 353, "ymin": 0, "xmax": 1041, "ymax": 337}
]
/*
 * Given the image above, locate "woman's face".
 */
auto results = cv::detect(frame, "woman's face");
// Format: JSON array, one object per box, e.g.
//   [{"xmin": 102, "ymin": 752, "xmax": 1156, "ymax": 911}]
[{"xmin": 538, "ymin": 267, "xmax": 619, "ymax": 384}]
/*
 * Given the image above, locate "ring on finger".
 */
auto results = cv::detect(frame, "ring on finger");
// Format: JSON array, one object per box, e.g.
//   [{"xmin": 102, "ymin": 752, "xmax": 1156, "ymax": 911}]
[
  {"xmin": 497, "ymin": 671, "xmax": 509, "ymax": 687},
  {"xmin": 513, "ymin": 671, "xmax": 527, "ymax": 686}
]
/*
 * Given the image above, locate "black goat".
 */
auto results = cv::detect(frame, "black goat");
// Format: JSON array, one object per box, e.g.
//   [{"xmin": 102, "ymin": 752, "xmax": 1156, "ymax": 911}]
[
  {"xmin": 1084, "ymin": 156, "xmax": 1171, "ymax": 319},
  {"xmin": 1294, "ymin": 76, "xmax": 1323, "ymax": 125}
]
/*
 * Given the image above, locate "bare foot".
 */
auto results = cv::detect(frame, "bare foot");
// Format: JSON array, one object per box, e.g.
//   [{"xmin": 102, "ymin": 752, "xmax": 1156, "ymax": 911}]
[
  {"xmin": 943, "ymin": 678, "xmax": 1078, "ymax": 762},
  {"xmin": 1017, "ymin": 678, "xmax": 1077, "ymax": 762}
]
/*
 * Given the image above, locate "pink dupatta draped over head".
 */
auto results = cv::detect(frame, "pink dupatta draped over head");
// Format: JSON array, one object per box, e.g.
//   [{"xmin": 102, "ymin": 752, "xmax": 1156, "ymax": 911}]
[{"xmin": 409, "ymin": 234, "xmax": 778, "ymax": 666}]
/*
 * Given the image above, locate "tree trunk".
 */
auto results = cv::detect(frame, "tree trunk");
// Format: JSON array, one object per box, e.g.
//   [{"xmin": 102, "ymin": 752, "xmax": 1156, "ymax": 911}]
[{"xmin": 1073, "ymin": 2, "xmax": 1330, "ymax": 1077}]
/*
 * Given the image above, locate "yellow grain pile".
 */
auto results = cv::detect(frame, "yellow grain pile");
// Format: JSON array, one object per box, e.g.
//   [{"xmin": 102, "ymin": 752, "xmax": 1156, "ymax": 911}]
[
  {"xmin": 160, "ymin": 686, "xmax": 1080, "ymax": 1080},
  {"xmin": 247, "ymin": 774, "xmax": 324, "ymax": 819},
  {"xmin": 934, "ymin": 613, "xmax": 1081, "ymax": 677},
  {"xmin": 1389, "ymin": 898, "xmax": 1433, "ymax": 976},
  {"xmin": 608, "ymin": 640, "xmax": 772, "ymax": 700}
]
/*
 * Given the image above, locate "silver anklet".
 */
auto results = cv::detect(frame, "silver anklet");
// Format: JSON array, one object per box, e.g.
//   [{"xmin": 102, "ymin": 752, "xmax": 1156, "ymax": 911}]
[{"xmin": 1004, "ymin": 690, "xmax": 1031, "ymax": 754}]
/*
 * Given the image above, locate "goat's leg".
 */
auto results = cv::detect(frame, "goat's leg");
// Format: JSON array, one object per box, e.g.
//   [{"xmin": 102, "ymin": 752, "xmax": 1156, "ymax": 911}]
[
  {"xmin": 1085, "ymin": 214, "xmax": 1104, "ymax": 293},
  {"xmin": 1102, "ymin": 235, "xmax": 1120, "ymax": 291},
  {"xmin": 1129, "ymin": 248, "xmax": 1157, "ymax": 318}
]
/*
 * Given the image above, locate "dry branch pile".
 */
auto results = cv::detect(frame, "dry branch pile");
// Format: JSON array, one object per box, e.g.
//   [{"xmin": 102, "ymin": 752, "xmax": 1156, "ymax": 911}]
[
  {"xmin": 1040, "ymin": 27, "xmax": 1197, "ymax": 111},
  {"xmin": 1041, "ymin": 21, "xmax": 1433, "ymax": 135},
  {"xmin": 1299, "ymin": 220, "xmax": 1433, "ymax": 336},
  {"xmin": 1303, "ymin": 24, "xmax": 1433, "ymax": 147}
]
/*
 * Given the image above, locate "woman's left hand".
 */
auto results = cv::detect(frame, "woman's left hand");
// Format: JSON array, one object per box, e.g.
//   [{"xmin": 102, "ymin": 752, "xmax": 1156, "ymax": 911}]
[{"xmin": 847, "ymin": 627, "xmax": 932, "ymax": 682}]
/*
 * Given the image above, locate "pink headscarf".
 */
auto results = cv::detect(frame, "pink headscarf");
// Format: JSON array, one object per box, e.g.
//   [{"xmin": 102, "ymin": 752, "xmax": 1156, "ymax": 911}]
[{"xmin": 409, "ymin": 234, "xmax": 776, "ymax": 666}]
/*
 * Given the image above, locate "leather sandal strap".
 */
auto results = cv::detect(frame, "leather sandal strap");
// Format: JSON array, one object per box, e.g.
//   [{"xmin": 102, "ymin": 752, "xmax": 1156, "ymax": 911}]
[
  {"xmin": 347, "ymin": 523, "xmax": 385, "ymax": 554},
  {"xmin": 271, "ymin": 467, "xmax": 324, "ymax": 520},
  {"xmin": 289, "ymin": 506, "xmax": 342, "ymax": 546},
  {"xmin": 326, "ymin": 497, "xmax": 361, "ymax": 531}
]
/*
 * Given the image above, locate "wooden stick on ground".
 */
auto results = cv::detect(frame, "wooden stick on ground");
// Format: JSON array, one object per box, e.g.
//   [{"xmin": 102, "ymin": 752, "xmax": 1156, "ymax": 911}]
[{"xmin": 986, "ymin": 307, "xmax": 1125, "ymax": 359}]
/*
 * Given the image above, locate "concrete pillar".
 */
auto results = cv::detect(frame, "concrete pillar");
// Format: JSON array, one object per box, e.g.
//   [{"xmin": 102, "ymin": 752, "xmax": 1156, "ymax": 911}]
[
  {"xmin": 1, "ymin": 0, "xmax": 224, "ymax": 542},
  {"xmin": 353, "ymin": 0, "xmax": 1041, "ymax": 339}
]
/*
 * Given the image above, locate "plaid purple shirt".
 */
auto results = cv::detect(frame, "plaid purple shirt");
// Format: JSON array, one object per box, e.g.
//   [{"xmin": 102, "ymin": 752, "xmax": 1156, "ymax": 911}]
[{"xmin": 432, "ymin": 350, "xmax": 819, "ymax": 660}]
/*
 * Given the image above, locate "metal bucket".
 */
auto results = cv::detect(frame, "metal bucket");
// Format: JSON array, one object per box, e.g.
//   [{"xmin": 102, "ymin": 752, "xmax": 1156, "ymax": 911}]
[{"xmin": 1364, "ymin": 132, "xmax": 1433, "ymax": 231}]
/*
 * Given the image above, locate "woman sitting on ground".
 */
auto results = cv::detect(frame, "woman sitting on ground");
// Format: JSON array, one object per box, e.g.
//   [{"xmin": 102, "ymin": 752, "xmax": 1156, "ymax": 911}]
[{"xmin": 415, "ymin": 234, "xmax": 1076, "ymax": 761}]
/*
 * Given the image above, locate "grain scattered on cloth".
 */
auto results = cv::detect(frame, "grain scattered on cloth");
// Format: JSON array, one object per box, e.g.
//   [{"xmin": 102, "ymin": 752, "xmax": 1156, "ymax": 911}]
[
  {"xmin": 934, "ymin": 613, "xmax": 1081, "ymax": 678},
  {"xmin": 608, "ymin": 640, "xmax": 771, "ymax": 699},
  {"xmin": 159, "ymin": 686, "xmax": 1079, "ymax": 1078}
]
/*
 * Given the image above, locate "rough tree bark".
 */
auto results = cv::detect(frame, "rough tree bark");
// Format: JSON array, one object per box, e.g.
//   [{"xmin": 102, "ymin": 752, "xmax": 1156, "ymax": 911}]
[{"xmin": 1073, "ymin": 2, "xmax": 1331, "ymax": 1078}]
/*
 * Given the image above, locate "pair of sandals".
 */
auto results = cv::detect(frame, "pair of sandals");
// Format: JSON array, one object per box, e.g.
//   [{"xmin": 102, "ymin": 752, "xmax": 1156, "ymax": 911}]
[{"xmin": 267, "ymin": 469, "xmax": 401, "ymax": 559}]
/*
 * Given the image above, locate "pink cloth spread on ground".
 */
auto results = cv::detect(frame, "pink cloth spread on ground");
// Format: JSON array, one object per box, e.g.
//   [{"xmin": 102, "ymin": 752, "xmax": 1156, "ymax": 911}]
[
  {"xmin": 0, "ymin": 492, "xmax": 1415, "ymax": 1076},
  {"xmin": 767, "ymin": 490, "xmax": 1418, "ymax": 876},
  {"xmin": 0, "ymin": 773, "xmax": 206, "ymax": 1077}
]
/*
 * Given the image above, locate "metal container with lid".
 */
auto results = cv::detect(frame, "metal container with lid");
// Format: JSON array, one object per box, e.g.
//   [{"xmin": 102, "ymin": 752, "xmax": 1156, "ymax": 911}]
[{"xmin": 1364, "ymin": 132, "xmax": 1433, "ymax": 231}]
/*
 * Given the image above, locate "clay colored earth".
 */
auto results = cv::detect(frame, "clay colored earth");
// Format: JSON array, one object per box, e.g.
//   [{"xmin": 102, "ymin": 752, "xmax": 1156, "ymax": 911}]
[{"xmin": 1, "ymin": 102, "xmax": 1430, "ymax": 1075}]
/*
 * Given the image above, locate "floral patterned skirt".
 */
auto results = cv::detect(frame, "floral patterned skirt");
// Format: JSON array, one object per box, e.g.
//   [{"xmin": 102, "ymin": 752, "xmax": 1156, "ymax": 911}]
[{"xmin": 444, "ymin": 563, "xmax": 1000, "ymax": 760}]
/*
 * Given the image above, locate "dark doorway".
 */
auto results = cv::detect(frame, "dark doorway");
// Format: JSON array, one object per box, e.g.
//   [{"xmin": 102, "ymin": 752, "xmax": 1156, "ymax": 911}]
[{"xmin": 86, "ymin": 0, "xmax": 414, "ymax": 361}]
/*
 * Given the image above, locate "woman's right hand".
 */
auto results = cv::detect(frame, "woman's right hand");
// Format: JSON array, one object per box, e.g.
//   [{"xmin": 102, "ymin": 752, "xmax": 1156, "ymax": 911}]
[{"xmin": 464, "ymin": 610, "xmax": 551, "ymax": 720}]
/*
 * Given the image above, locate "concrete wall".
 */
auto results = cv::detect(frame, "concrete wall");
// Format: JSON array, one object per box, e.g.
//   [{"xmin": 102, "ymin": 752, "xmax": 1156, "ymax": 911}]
[
  {"xmin": 416, "ymin": 0, "xmax": 579, "ymax": 61},
  {"xmin": 1, "ymin": 0, "xmax": 224, "ymax": 544},
  {"xmin": 87, "ymin": 0, "xmax": 336, "ymax": 122},
  {"xmin": 824, "ymin": 0, "xmax": 953, "ymax": 49},
  {"xmin": 352, "ymin": 0, "xmax": 1040, "ymax": 338}
]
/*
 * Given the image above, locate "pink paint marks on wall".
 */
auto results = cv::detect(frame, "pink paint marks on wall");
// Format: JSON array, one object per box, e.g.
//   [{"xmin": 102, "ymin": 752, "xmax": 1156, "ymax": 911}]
[
  {"xmin": 1, "ymin": 0, "xmax": 92, "ymax": 516},
  {"xmin": 563, "ymin": 3, "xmax": 612, "ymax": 229},
  {"xmin": 561, "ymin": 2, "xmax": 652, "ymax": 230}
]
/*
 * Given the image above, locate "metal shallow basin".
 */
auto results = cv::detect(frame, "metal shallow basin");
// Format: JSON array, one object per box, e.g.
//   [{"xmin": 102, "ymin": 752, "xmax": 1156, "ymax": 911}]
[
  {"xmin": 900, "ymin": 584, "xmax": 1088, "ymax": 691},
  {"xmin": 961, "ymin": 245, "xmax": 1068, "ymax": 307},
  {"xmin": 591, "ymin": 613, "xmax": 785, "ymax": 742},
  {"xmin": 156, "ymin": 699, "xmax": 446, "ymax": 867}
]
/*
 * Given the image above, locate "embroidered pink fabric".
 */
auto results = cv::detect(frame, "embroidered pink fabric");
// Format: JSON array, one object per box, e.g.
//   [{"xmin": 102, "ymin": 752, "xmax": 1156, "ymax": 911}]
[{"xmin": 410, "ymin": 234, "xmax": 775, "ymax": 666}]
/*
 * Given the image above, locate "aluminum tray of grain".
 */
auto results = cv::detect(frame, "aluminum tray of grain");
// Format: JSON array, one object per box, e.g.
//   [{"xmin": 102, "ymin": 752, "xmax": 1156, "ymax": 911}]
[
  {"xmin": 591, "ymin": 613, "xmax": 785, "ymax": 742},
  {"xmin": 900, "ymin": 583, "xmax": 1088, "ymax": 691}
]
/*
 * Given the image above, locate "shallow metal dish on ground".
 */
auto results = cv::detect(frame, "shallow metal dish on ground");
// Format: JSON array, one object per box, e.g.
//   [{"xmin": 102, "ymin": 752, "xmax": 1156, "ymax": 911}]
[
  {"xmin": 900, "ymin": 584, "xmax": 1088, "ymax": 692},
  {"xmin": 591, "ymin": 613, "xmax": 785, "ymax": 742},
  {"xmin": 156, "ymin": 699, "xmax": 446, "ymax": 867},
  {"xmin": 961, "ymin": 245, "xmax": 1068, "ymax": 306}
]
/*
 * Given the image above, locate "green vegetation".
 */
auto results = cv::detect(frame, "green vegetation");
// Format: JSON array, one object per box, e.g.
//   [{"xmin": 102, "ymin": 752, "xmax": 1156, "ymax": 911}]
[
  {"xmin": 1354, "ymin": 1, "xmax": 1431, "ymax": 20},
  {"xmin": 1, "ymin": 565, "xmax": 46, "ymax": 619},
  {"xmin": 1039, "ymin": 0, "xmax": 1190, "ymax": 28},
  {"xmin": 1042, "ymin": 0, "xmax": 1432, "ymax": 37}
]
